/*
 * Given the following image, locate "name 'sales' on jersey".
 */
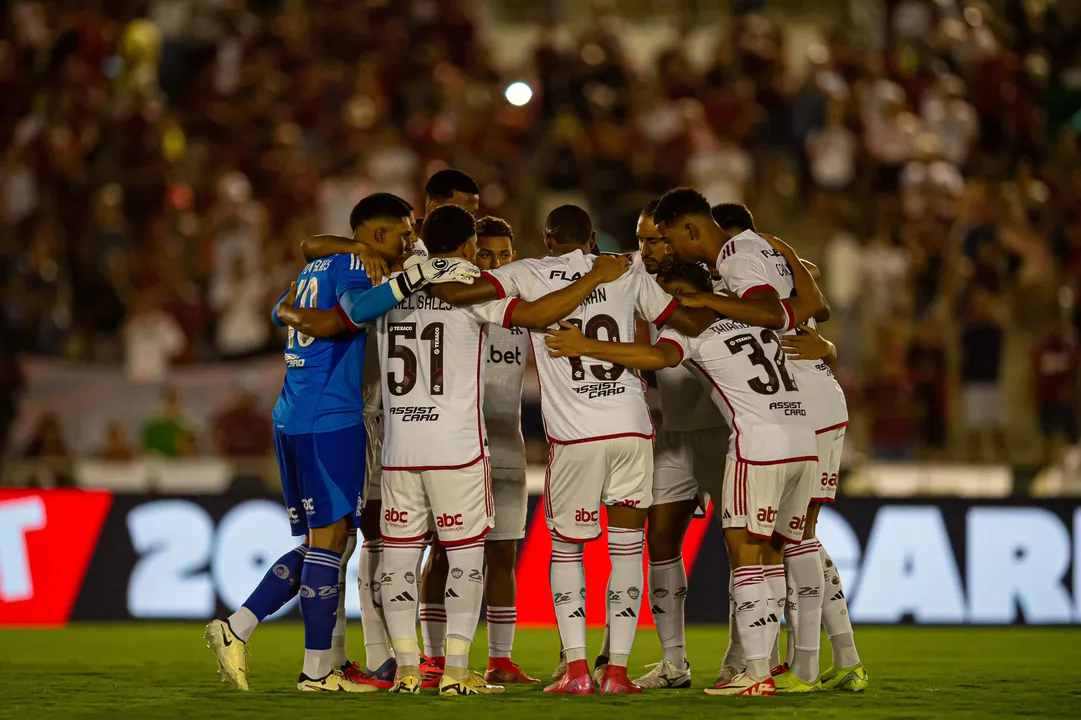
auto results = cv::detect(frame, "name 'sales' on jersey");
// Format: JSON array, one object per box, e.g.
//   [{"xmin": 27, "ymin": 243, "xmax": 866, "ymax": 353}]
[
  {"xmin": 631, "ymin": 251, "xmax": 726, "ymax": 433},
  {"xmin": 659, "ymin": 319, "xmax": 817, "ymax": 464},
  {"xmin": 376, "ymin": 277, "xmax": 520, "ymax": 470},
  {"xmin": 484, "ymin": 324, "xmax": 528, "ymax": 471},
  {"xmin": 273, "ymin": 254, "xmax": 372, "ymax": 435},
  {"xmin": 486, "ymin": 250, "xmax": 677, "ymax": 443},
  {"xmin": 715, "ymin": 230, "xmax": 849, "ymax": 431}
]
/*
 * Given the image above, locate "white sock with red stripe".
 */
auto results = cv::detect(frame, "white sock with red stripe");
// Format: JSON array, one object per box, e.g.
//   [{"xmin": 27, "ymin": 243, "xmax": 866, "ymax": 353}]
[
  {"xmin": 358, "ymin": 539, "xmax": 391, "ymax": 670},
  {"xmin": 763, "ymin": 563, "xmax": 785, "ymax": 668},
  {"xmin": 419, "ymin": 603, "xmax": 446, "ymax": 659},
  {"xmin": 731, "ymin": 565, "xmax": 770, "ymax": 680},
  {"xmin": 486, "ymin": 606, "xmax": 516, "ymax": 659},
  {"xmin": 606, "ymin": 527, "xmax": 645, "ymax": 668},
  {"xmin": 443, "ymin": 542, "xmax": 485, "ymax": 671},
  {"xmin": 550, "ymin": 540, "xmax": 588, "ymax": 665},
  {"xmin": 649, "ymin": 555, "xmax": 688, "ymax": 668},
  {"xmin": 722, "ymin": 572, "xmax": 745, "ymax": 669},
  {"xmin": 820, "ymin": 542, "xmax": 861, "ymax": 667},
  {"xmin": 785, "ymin": 539, "xmax": 824, "ymax": 681},
  {"xmin": 381, "ymin": 541, "xmax": 424, "ymax": 668}
]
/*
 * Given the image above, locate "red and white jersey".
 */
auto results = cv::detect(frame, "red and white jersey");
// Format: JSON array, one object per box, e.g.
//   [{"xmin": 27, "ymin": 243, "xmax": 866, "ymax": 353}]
[
  {"xmin": 658, "ymin": 319, "xmax": 817, "ymax": 464},
  {"xmin": 483, "ymin": 324, "xmax": 528, "ymax": 471},
  {"xmin": 376, "ymin": 281, "xmax": 520, "ymax": 470},
  {"xmin": 486, "ymin": 250, "xmax": 677, "ymax": 444},
  {"xmin": 716, "ymin": 230, "xmax": 848, "ymax": 432},
  {"xmin": 629, "ymin": 251, "xmax": 727, "ymax": 433}
]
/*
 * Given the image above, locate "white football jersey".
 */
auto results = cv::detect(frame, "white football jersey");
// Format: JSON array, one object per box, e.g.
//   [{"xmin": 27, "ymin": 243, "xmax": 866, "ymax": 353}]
[
  {"xmin": 483, "ymin": 324, "xmax": 528, "ymax": 471},
  {"xmin": 361, "ymin": 322, "xmax": 384, "ymax": 447},
  {"xmin": 376, "ymin": 282, "xmax": 519, "ymax": 470},
  {"xmin": 716, "ymin": 230, "xmax": 848, "ymax": 431},
  {"xmin": 629, "ymin": 251, "xmax": 726, "ymax": 433},
  {"xmin": 658, "ymin": 319, "xmax": 817, "ymax": 463},
  {"xmin": 486, "ymin": 250, "xmax": 677, "ymax": 444}
]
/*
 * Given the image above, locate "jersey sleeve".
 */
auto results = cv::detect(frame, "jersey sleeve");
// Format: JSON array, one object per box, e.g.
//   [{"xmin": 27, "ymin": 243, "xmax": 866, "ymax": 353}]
[
  {"xmin": 333, "ymin": 255, "xmax": 399, "ymax": 330},
  {"xmin": 718, "ymin": 251, "xmax": 775, "ymax": 299},
  {"xmin": 632, "ymin": 267, "xmax": 678, "ymax": 327},
  {"xmin": 463, "ymin": 297, "xmax": 523, "ymax": 329},
  {"xmin": 484, "ymin": 262, "xmax": 532, "ymax": 300},
  {"xmin": 656, "ymin": 327, "xmax": 691, "ymax": 364}
]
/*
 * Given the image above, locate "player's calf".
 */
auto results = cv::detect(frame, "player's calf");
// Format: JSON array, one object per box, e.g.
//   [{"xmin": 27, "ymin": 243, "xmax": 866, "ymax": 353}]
[
  {"xmin": 604, "ymin": 504, "xmax": 647, "ymax": 691},
  {"xmin": 297, "ymin": 519, "xmax": 356, "ymax": 685},
  {"xmin": 419, "ymin": 540, "xmax": 449, "ymax": 686},
  {"xmin": 484, "ymin": 539, "xmax": 537, "ymax": 683},
  {"xmin": 643, "ymin": 499, "xmax": 697, "ymax": 678}
]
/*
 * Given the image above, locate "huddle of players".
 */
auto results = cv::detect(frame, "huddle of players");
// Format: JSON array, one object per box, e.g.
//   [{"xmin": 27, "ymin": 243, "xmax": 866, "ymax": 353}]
[{"xmin": 204, "ymin": 168, "xmax": 869, "ymax": 697}]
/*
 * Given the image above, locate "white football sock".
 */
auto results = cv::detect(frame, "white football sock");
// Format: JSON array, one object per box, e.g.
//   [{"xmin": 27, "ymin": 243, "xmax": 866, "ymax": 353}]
[
  {"xmin": 381, "ymin": 541, "xmax": 424, "ymax": 668},
  {"xmin": 649, "ymin": 555, "xmax": 688, "ymax": 668},
  {"xmin": 486, "ymin": 607, "xmax": 516, "ymax": 659},
  {"xmin": 228, "ymin": 607, "xmax": 258, "ymax": 643},
  {"xmin": 820, "ymin": 543, "xmax": 861, "ymax": 667},
  {"xmin": 606, "ymin": 527, "xmax": 644, "ymax": 668},
  {"xmin": 722, "ymin": 573, "xmax": 745, "ymax": 669},
  {"xmin": 785, "ymin": 540, "xmax": 824, "ymax": 682},
  {"xmin": 763, "ymin": 563, "xmax": 785, "ymax": 668},
  {"xmin": 419, "ymin": 603, "xmax": 446, "ymax": 658},
  {"xmin": 330, "ymin": 532, "xmax": 356, "ymax": 669},
  {"xmin": 551, "ymin": 539, "xmax": 587, "ymax": 663},
  {"xmin": 731, "ymin": 565, "xmax": 769, "ymax": 679},
  {"xmin": 359, "ymin": 539, "xmax": 391, "ymax": 669},
  {"xmin": 443, "ymin": 542, "xmax": 485, "ymax": 670}
]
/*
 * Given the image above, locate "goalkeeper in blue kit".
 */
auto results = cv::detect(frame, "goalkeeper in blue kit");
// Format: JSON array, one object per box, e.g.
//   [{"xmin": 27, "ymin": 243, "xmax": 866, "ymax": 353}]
[{"xmin": 204, "ymin": 193, "xmax": 479, "ymax": 692}]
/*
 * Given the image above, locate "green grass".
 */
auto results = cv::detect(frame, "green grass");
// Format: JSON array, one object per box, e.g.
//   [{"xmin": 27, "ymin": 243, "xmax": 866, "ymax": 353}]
[{"xmin": 1, "ymin": 624, "xmax": 1079, "ymax": 719}]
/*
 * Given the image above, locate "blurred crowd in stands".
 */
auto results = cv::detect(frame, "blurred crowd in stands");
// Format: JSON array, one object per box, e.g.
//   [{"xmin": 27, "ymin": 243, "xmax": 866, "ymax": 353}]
[{"xmin": 2, "ymin": 0, "xmax": 1081, "ymax": 473}]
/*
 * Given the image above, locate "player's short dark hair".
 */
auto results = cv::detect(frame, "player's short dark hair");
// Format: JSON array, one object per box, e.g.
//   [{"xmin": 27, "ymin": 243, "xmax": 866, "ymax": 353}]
[
  {"xmin": 476, "ymin": 216, "xmax": 514, "ymax": 241},
  {"xmin": 349, "ymin": 193, "xmax": 412, "ymax": 231},
  {"xmin": 424, "ymin": 169, "xmax": 479, "ymax": 201},
  {"xmin": 711, "ymin": 202, "xmax": 756, "ymax": 232},
  {"xmin": 544, "ymin": 205, "xmax": 593, "ymax": 245},
  {"xmin": 658, "ymin": 262, "xmax": 712, "ymax": 293},
  {"xmin": 653, "ymin": 187, "xmax": 712, "ymax": 226},
  {"xmin": 640, "ymin": 196, "xmax": 662, "ymax": 219},
  {"xmin": 422, "ymin": 204, "xmax": 477, "ymax": 254}
]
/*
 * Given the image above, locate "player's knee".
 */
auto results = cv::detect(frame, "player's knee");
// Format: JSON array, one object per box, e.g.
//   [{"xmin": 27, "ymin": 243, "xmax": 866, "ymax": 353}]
[
  {"xmin": 646, "ymin": 523, "xmax": 682, "ymax": 561},
  {"xmin": 308, "ymin": 517, "xmax": 351, "ymax": 553},
  {"xmin": 762, "ymin": 537, "xmax": 785, "ymax": 565},
  {"xmin": 607, "ymin": 504, "xmax": 648, "ymax": 530},
  {"xmin": 484, "ymin": 539, "xmax": 517, "ymax": 572},
  {"xmin": 724, "ymin": 527, "xmax": 764, "ymax": 567},
  {"xmin": 360, "ymin": 500, "xmax": 381, "ymax": 541},
  {"xmin": 427, "ymin": 540, "xmax": 449, "ymax": 571},
  {"xmin": 803, "ymin": 503, "xmax": 821, "ymax": 540}
]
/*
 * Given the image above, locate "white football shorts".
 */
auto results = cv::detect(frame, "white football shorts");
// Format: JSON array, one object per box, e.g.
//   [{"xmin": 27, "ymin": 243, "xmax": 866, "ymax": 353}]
[
  {"xmin": 543, "ymin": 436, "xmax": 653, "ymax": 542},
  {"xmin": 652, "ymin": 426, "xmax": 729, "ymax": 507},
  {"xmin": 380, "ymin": 458, "xmax": 494, "ymax": 546},
  {"xmin": 488, "ymin": 468, "xmax": 528, "ymax": 542},
  {"xmin": 362, "ymin": 412, "xmax": 383, "ymax": 505},
  {"xmin": 811, "ymin": 426, "xmax": 846, "ymax": 503},
  {"xmin": 721, "ymin": 458, "xmax": 816, "ymax": 543}
]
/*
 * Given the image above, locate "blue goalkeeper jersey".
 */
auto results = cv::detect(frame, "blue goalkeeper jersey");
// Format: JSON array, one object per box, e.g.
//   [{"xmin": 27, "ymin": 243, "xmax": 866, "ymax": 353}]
[{"xmin": 271, "ymin": 253, "xmax": 399, "ymax": 435}]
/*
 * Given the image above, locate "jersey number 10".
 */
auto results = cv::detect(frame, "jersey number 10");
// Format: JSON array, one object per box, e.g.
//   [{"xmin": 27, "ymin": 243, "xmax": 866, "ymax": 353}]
[{"xmin": 286, "ymin": 278, "xmax": 319, "ymax": 349}]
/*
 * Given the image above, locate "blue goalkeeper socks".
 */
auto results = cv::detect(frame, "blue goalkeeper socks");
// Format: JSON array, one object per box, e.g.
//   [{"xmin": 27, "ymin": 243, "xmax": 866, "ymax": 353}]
[
  {"xmin": 229, "ymin": 545, "xmax": 307, "ymax": 642},
  {"xmin": 300, "ymin": 548, "xmax": 344, "ymax": 679}
]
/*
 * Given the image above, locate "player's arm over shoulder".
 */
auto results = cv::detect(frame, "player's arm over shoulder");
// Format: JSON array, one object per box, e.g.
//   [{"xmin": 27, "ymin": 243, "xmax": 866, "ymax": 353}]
[{"xmin": 544, "ymin": 321, "xmax": 682, "ymax": 371}]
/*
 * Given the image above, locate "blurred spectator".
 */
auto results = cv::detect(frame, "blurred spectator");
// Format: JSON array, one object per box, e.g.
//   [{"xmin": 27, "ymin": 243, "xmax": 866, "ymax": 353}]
[
  {"xmin": 865, "ymin": 332, "xmax": 917, "ymax": 460},
  {"xmin": 99, "ymin": 422, "xmax": 136, "ymax": 462},
  {"xmin": 960, "ymin": 288, "xmax": 1008, "ymax": 462},
  {"xmin": 142, "ymin": 388, "xmax": 191, "ymax": 457},
  {"xmin": 906, "ymin": 315, "xmax": 948, "ymax": 455},
  {"xmin": 210, "ymin": 257, "xmax": 270, "ymax": 359},
  {"xmin": 21, "ymin": 412, "xmax": 74, "ymax": 486},
  {"xmin": 807, "ymin": 100, "xmax": 857, "ymax": 194},
  {"xmin": 122, "ymin": 290, "xmax": 186, "ymax": 384},
  {"xmin": 214, "ymin": 391, "xmax": 272, "ymax": 457},
  {"xmin": 1032, "ymin": 323, "xmax": 1079, "ymax": 464}
]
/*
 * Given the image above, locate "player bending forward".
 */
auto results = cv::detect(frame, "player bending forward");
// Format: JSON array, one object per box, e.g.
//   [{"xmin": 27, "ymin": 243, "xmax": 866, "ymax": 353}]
[
  {"xmin": 545, "ymin": 261, "xmax": 818, "ymax": 697},
  {"xmin": 205, "ymin": 194, "xmax": 477, "ymax": 692},
  {"xmin": 430, "ymin": 204, "xmax": 714, "ymax": 695},
  {"xmin": 282, "ymin": 205, "xmax": 629, "ymax": 695}
]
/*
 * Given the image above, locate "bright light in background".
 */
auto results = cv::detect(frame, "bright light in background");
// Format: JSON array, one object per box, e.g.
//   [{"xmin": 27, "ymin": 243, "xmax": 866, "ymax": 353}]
[{"xmin": 504, "ymin": 82, "xmax": 533, "ymax": 107}]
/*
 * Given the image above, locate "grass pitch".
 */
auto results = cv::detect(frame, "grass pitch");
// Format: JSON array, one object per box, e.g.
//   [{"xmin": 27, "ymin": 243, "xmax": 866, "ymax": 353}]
[{"xmin": 1, "ymin": 624, "xmax": 1078, "ymax": 719}]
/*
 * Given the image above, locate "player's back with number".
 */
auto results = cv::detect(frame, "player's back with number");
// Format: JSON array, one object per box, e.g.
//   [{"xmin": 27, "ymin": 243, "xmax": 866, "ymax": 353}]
[
  {"xmin": 664, "ymin": 317, "xmax": 816, "ymax": 463},
  {"xmin": 488, "ymin": 250, "xmax": 676, "ymax": 442},
  {"xmin": 273, "ymin": 254, "xmax": 372, "ymax": 435}
]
